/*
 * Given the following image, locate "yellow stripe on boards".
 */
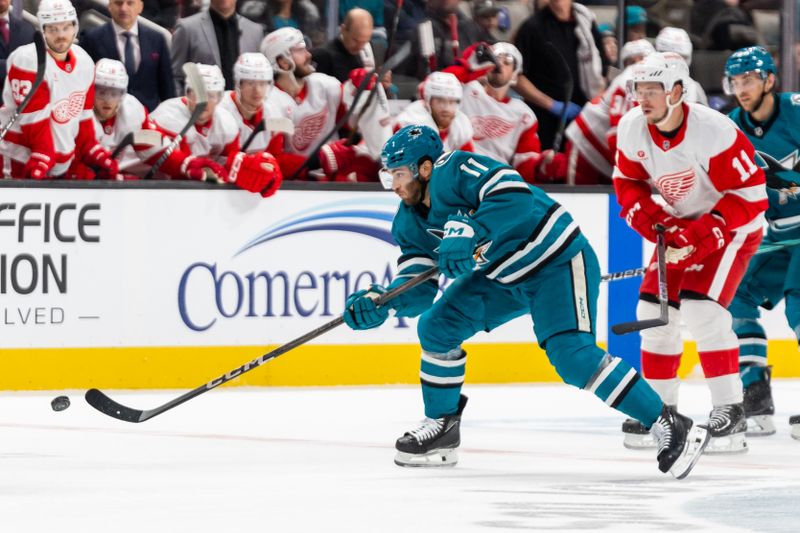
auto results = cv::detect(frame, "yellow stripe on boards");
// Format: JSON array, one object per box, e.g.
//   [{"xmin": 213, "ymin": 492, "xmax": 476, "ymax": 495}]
[{"xmin": 2, "ymin": 341, "xmax": 799, "ymax": 390}]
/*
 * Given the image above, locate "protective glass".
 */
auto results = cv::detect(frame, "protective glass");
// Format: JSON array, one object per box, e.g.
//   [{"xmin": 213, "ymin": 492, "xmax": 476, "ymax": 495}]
[
  {"xmin": 378, "ymin": 168, "xmax": 394, "ymax": 190},
  {"xmin": 95, "ymin": 86, "xmax": 125, "ymax": 102},
  {"xmin": 626, "ymin": 80, "xmax": 666, "ymax": 102},
  {"xmin": 722, "ymin": 71, "xmax": 766, "ymax": 95}
]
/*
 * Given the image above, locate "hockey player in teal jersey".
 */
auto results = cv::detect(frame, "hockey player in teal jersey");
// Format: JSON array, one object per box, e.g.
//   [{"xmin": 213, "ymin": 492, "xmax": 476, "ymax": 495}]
[
  {"xmin": 724, "ymin": 46, "xmax": 800, "ymax": 439},
  {"xmin": 342, "ymin": 124, "xmax": 710, "ymax": 478}
]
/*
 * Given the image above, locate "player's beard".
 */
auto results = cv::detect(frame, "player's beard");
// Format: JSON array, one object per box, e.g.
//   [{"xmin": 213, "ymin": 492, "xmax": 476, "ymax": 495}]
[
  {"xmin": 745, "ymin": 88, "xmax": 770, "ymax": 115},
  {"xmin": 294, "ymin": 61, "xmax": 315, "ymax": 80},
  {"xmin": 487, "ymin": 72, "xmax": 511, "ymax": 89},
  {"xmin": 46, "ymin": 36, "xmax": 73, "ymax": 55}
]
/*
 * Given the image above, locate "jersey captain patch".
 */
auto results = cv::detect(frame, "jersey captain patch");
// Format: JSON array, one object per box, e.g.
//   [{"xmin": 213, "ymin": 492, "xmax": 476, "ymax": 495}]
[{"xmin": 656, "ymin": 168, "xmax": 696, "ymax": 204}]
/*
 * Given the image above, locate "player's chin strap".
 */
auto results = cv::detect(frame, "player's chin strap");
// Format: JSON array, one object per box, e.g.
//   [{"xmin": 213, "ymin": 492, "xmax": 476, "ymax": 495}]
[{"xmin": 654, "ymin": 88, "xmax": 685, "ymax": 129}]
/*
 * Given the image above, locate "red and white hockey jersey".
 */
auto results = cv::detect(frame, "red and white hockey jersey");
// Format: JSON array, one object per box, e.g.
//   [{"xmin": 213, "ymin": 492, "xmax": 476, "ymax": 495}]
[
  {"xmin": 394, "ymin": 99, "xmax": 474, "ymax": 152},
  {"xmin": 614, "ymin": 102, "xmax": 767, "ymax": 233},
  {"xmin": 275, "ymin": 73, "xmax": 343, "ymax": 157},
  {"xmin": 150, "ymin": 97, "xmax": 240, "ymax": 164},
  {"xmin": 460, "ymin": 80, "xmax": 539, "ymax": 170},
  {"xmin": 218, "ymin": 90, "xmax": 293, "ymax": 154},
  {"xmin": 1, "ymin": 43, "xmax": 98, "ymax": 176},
  {"xmin": 93, "ymin": 93, "xmax": 155, "ymax": 173}
]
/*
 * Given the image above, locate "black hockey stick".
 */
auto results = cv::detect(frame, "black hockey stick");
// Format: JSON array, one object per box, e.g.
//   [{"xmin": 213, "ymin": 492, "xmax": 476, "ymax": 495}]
[
  {"xmin": 144, "ymin": 63, "xmax": 208, "ymax": 179},
  {"xmin": 611, "ymin": 225, "xmax": 669, "ymax": 335},
  {"xmin": 85, "ymin": 265, "xmax": 440, "ymax": 423},
  {"xmin": 546, "ymin": 42, "xmax": 573, "ymax": 155},
  {"xmin": 0, "ymin": 32, "xmax": 46, "ymax": 142},
  {"xmin": 286, "ymin": 41, "xmax": 411, "ymax": 181},
  {"xmin": 601, "ymin": 267, "xmax": 646, "ymax": 282},
  {"xmin": 240, "ymin": 121, "xmax": 265, "ymax": 153}
]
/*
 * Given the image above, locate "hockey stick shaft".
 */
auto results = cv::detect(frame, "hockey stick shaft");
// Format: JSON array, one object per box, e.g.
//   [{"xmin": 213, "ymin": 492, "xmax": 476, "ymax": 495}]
[
  {"xmin": 546, "ymin": 42, "xmax": 573, "ymax": 155},
  {"xmin": 754, "ymin": 237, "xmax": 800, "ymax": 255},
  {"xmin": 611, "ymin": 226, "xmax": 668, "ymax": 335},
  {"xmin": 601, "ymin": 267, "xmax": 646, "ymax": 282},
  {"xmin": 286, "ymin": 41, "xmax": 412, "ymax": 181},
  {"xmin": 0, "ymin": 33, "xmax": 46, "ymax": 142},
  {"xmin": 240, "ymin": 120, "xmax": 265, "ymax": 153},
  {"xmin": 85, "ymin": 265, "xmax": 440, "ymax": 423}
]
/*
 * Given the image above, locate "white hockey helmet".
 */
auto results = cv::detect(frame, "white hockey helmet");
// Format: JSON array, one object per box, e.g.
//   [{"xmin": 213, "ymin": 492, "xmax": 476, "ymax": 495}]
[
  {"xmin": 656, "ymin": 27, "xmax": 693, "ymax": 66},
  {"xmin": 492, "ymin": 42, "xmax": 523, "ymax": 75},
  {"xmin": 37, "ymin": 0, "xmax": 78, "ymax": 28},
  {"xmin": 193, "ymin": 63, "xmax": 226, "ymax": 94},
  {"xmin": 95, "ymin": 58, "xmax": 129, "ymax": 90},
  {"xmin": 620, "ymin": 39, "xmax": 655, "ymax": 65},
  {"xmin": 260, "ymin": 27, "xmax": 306, "ymax": 73},
  {"xmin": 628, "ymin": 52, "xmax": 686, "ymax": 94},
  {"xmin": 661, "ymin": 51, "xmax": 691, "ymax": 82},
  {"xmin": 234, "ymin": 53, "xmax": 274, "ymax": 85},
  {"xmin": 423, "ymin": 72, "xmax": 463, "ymax": 102}
]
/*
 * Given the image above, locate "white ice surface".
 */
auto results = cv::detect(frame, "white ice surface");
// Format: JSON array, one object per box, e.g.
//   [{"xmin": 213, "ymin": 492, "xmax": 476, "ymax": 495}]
[{"xmin": 2, "ymin": 381, "xmax": 799, "ymax": 533}]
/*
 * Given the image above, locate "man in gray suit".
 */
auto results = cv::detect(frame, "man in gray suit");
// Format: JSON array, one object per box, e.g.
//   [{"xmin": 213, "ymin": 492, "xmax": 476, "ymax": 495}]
[{"xmin": 171, "ymin": 0, "xmax": 264, "ymax": 92}]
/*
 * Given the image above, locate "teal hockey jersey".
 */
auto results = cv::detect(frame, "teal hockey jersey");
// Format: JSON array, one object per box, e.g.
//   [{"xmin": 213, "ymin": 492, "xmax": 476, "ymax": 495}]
[
  {"xmin": 729, "ymin": 92, "xmax": 800, "ymax": 239},
  {"xmin": 388, "ymin": 150, "xmax": 587, "ymax": 315}
]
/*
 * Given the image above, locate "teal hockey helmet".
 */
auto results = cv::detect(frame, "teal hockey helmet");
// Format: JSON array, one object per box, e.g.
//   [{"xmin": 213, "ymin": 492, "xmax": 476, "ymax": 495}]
[
  {"xmin": 723, "ymin": 46, "xmax": 776, "ymax": 94},
  {"xmin": 379, "ymin": 124, "xmax": 444, "ymax": 189}
]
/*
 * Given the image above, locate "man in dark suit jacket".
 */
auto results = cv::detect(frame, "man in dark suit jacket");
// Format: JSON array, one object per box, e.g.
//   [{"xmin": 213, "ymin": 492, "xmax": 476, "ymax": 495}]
[
  {"xmin": 81, "ymin": 0, "xmax": 175, "ymax": 111},
  {"xmin": 0, "ymin": 0, "xmax": 36, "ymax": 92}
]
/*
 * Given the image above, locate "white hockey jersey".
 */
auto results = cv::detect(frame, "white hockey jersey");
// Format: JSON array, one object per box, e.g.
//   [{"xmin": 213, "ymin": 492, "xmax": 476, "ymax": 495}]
[
  {"xmin": 218, "ymin": 89, "xmax": 294, "ymax": 154},
  {"xmin": 150, "ymin": 97, "xmax": 240, "ymax": 163},
  {"xmin": 1, "ymin": 43, "xmax": 98, "ymax": 176},
  {"xmin": 614, "ymin": 102, "xmax": 767, "ymax": 233},
  {"xmin": 460, "ymin": 80, "xmax": 539, "ymax": 168},
  {"xmin": 93, "ymin": 93, "xmax": 154, "ymax": 173},
  {"xmin": 275, "ymin": 73, "xmax": 342, "ymax": 157},
  {"xmin": 394, "ymin": 99, "xmax": 474, "ymax": 152}
]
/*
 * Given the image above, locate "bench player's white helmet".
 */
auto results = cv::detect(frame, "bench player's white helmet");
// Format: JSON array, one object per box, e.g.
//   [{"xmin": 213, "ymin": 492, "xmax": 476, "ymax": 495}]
[
  {"xmin": 620, "ymin": 39, "xmax": 655, "ymax": 66},
  {"xmin": 423, "ymin": 71, "xmax": 463, "ymax": 102},
  {"xmin": 656, "ymin": 27, "xmax": 693, "ymax": 66},
  {"xmin": 95, "ymin": 58, "xmax": 129, "ymax": 91},
  {"xmin": 234, "ymin": 53, "xmax": 274, "ymax": 85},
  {"xmin": 37, "ymin": 0, "xmax": 78, "ymax": 28},
  {"xmin": 628, "ymin": 52, "xmax": 686, "ymax": 126},
  {"xmin": 189, "ymin": 63, "xmax": 226, "ymax": 101},
  {"xmin": 260, "ymin": 27, "xmax": 305, "ymax": 74},
  {"xmin": 492, "ymin": 42, "xmax": 523, "ymax": 75}
]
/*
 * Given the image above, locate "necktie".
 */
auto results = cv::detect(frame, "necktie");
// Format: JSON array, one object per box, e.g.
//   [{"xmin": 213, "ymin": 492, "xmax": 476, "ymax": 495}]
[
  {"xmin": 123, "ymin": 31, "xmax": 135, "ymax": 76},
  {"xmin": 0, "ymin": 19, "xmax": 9, "ymax": 46}
]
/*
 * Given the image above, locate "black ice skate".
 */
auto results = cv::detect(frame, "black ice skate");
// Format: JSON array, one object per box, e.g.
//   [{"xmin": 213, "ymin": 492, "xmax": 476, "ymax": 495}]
[
  {"xmin": 705, "ymin": 402, "xmax": 748, "ymax": 454},
  {"xmin": 622, "ymin": 407, "xmax": 676, "ymax": 450},
  {"xmin": 743, "ymin": 366, "xmax": 776, "ymax": 436},
  {"xmin": 790, "ymin": 415, "xmax": 800, "ymax": 441},
  {"xmin": 394, "ymin": 395, "xmax": 468, "ymax": 467},
  {"xmin": 650, "ymin": 406, "xmax": 709, "ymax": 479}
]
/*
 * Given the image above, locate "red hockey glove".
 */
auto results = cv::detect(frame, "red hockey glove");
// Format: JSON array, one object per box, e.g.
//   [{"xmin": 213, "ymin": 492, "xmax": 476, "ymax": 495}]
[
  {"xmin": 665, "ymin": 213, "xmax": 730, "ymax": 269},
  {"xmin": 84, "ymin": 144, "xmax": 119, "ymax": 180},
  {"xmin": 228, "ymin": 151, "xmax": 283, "ymax": 198},
  {"xmin": 181, "ymin": 156, "xmax": 228, "ymax": 182},
  {"xmin": 23, "ymin": 158, "xmax": 50, "ymax": 180},
  {"xmin": 348, "ymin": 68, "xmax": 378, "ymax": 91},
  {"xmin": 537, "ymin": 150, "xmax": 568, "ymax": 182},
  {"xmin": 455, "ymin": 42, "xmax": 498, "ymax": 80},
  {"xmin": 621, "ymin": 197, "xmax": 688, "ymax": 243},
  {"xmin": 319, "ymin": 139, "xmax": 356, "ymax": 176}
]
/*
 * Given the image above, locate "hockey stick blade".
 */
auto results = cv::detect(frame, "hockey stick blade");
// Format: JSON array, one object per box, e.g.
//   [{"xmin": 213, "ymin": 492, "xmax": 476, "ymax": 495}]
[
  {"xmin": 144, "ymin": 63, "xmax": 208, "ymax": 178},
  {"xmin": 85, "ymin": 266, "xmax": 439, "ymax": 423},
  {"xmin": 611, "ymin": 227, "xmax": 669, "ymax": 335},
  {"xmin": 0, "ymin": 32, "xmax": 46, "ymax": 142}
]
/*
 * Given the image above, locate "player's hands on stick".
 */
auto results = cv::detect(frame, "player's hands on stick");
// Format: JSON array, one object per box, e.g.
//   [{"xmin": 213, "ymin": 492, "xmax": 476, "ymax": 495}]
[
  {"xmin": 343, "ymin": 284, "xmax": 390, "ymax": 330},
  {"xmin": 665, "ymin": 213, "xmax": 730, "ymax": 268},
  {"xmin": 319, "ymin": 139, "xmax": 356, "ymax": 175},
  {"xmin": 438, "ymin": 214, "xmax": 486, "ymax": 278},
  {"xmin": 228, "ymin": 151, "xmax": 283, "ymax": 197},
  {"xmin": 623, "ymin": 198, "xmax": 689, "ymax": 243},
  {"xmin": 84, "ymin": 144, "xmax": 120, "ymax": 180},
  {"xmin": 537, "ymin": 150, "xmax": 568, "ymax": 182},
  {"xmin": 23, "ymin": 156, "xmax": 50, "ymax": 180},
  {"xmin": 182, "ymin": 156, "xmax": 228, "ymax": 182}
]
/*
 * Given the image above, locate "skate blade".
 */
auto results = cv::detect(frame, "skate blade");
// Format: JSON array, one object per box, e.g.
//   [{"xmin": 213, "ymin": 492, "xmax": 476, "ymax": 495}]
[
  {"xmin": 394, "ymin": 448, "xmax": 458, "ymax": 467},
  {"xmin": 791, "ymin": 424, "xmax": 800, "ymax": 441},
  {"xmin": 623, "ymin": 433, "xmax": 657, "ymax": 450},
  {"xmin": 746, "ymin": 415, "xmax": 776, "ymax": 437},
  {"xmin": 670, "ymin": 425, "xmax": 710, "ymax": 480},
  {"xmin": 704, "ymin": 432, "xmax": 748, "ymax": 455}
]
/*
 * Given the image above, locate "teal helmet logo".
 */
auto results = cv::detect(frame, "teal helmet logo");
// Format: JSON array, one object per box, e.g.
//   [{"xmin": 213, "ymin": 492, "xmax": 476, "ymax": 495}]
[
  {"xmin": 723, "ymin": 46, "xmax": 775, "ymax": 94},
  {"xmin": 379, "ymin": 124, "xmax": 444, "ymax": 189}
]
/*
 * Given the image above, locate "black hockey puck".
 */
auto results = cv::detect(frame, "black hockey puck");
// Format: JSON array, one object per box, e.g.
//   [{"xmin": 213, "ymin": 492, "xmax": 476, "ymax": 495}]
[{"xmin": 51, "ymin": 395, "xmax": 70, "ymax": 412}]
